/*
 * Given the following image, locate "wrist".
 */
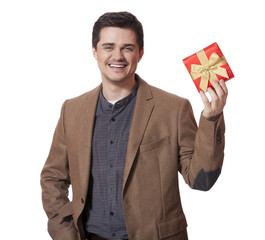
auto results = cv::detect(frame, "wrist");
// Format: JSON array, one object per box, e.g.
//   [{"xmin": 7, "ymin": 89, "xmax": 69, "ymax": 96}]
[{"xmin": 202, "ymin": 111, "xmax": 223, "ymax": 122}]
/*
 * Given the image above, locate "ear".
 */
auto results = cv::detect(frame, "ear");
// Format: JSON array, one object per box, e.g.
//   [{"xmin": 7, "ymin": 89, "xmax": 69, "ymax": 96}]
[
  {"xmin": 92, "ymin": 46, "xmax": 98, "ymax": 60},
  {"xmin": 138, "ymin": 48, "xmax": 144, "ymax": 63}
]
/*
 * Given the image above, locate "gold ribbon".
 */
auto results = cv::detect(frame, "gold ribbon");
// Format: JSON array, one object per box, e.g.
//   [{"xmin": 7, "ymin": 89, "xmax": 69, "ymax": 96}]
[{"xmin": 190, "ymin": 50, "xmax": 229, "ymax": 92}]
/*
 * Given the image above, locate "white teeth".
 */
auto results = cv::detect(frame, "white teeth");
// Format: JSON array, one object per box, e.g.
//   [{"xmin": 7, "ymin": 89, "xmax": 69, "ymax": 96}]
[{"xmin": 109, "ymin": 64, "xmax": 125, "ymax": 68}]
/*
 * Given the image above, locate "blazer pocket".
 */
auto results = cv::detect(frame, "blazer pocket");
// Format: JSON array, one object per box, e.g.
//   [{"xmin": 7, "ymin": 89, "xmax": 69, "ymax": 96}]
[
  {"xmin": 48, "ymin": 202, "xmax": 74, "ymax": 239},
  {"xmin": 157, "ymin": 212, "xmax": 188, "ymax": 239},
  {"xmin": 140, "ymin": 136, "xmax": 170, "ymax": 153},
  {"xmin": 54, "ymin": 222, "xmax": 79, "ymax": 240}
]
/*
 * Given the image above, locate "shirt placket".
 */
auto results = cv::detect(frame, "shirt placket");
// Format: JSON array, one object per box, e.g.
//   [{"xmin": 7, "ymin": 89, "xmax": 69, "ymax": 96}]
[{"xmin": 106, "ymin": 104, "xmax": 118, "ymax": 237}]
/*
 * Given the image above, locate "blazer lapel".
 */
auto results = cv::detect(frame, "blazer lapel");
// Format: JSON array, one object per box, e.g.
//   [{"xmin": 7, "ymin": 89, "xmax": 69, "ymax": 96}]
[
  {"xmin": 122, "ymin": 77, "xmax": 154, "ymax": 193},
  {"xmin": 77, "ymin": 85, "xmax": 101, "ymax": 199}
]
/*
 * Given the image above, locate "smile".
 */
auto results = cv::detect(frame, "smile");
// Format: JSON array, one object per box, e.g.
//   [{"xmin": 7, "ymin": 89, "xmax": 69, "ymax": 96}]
[{"xmin": 109, "ymin": 64, "xmax": 127, "ymax": 68}]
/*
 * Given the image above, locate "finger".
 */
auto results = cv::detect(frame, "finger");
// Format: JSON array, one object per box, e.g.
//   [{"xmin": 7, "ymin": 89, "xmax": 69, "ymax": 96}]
[
  {"xmin": 211, "ymin": 80, "xmax": 227, "ymax": 103},
  {"xmin": 200, "ymin": 90, "xmax": 210, "ymax": 107},
  {"xmin": 219, "ymin": 80, "xmax": 228, "ymax": 94},
  {"xmin": 211, "ymin": 81, "xmax": 224, "ymax": 97},
  {"xmin": 207, "ymin": 86, "xmax": 218, "ymax": 102}
]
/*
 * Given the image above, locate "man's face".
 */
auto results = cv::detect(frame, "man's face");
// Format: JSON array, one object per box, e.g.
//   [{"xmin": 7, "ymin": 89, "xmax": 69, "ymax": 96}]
[{"xmin": 93, "ymin": 27, "xmax": 144, "ymax": 85}]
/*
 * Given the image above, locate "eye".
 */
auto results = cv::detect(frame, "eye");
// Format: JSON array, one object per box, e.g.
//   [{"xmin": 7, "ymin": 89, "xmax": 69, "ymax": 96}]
[
  {"xmin": 124, "ymin": 47, "xmax": 134, "ymax": 52},
  {"xmin": 103, "ymin": 46, "xmax": 113, "ymax": 51}
]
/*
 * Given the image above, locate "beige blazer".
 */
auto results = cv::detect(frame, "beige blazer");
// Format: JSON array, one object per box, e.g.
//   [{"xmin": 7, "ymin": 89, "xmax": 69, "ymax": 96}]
[{"xmin": 41, "ymin": 76, "xmax": 225, "ymax": 240}]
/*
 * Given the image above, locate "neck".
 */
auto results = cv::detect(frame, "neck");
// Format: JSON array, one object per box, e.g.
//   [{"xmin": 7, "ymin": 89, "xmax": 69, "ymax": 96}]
[{"xmin": 102, "ymin": 77, "xmax": 136, "ymax": 102}]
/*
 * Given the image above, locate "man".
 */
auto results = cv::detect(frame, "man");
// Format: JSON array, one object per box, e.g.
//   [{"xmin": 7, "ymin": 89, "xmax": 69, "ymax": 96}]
[{"xmin": 41, "ymin": 12, "xmax": 227, "ymax": 240}]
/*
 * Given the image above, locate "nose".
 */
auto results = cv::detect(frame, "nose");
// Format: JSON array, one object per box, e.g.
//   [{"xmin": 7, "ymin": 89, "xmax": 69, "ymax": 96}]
[{"xmin": 112, "ymin": 48, "xmax": 124, "ymax": 61}]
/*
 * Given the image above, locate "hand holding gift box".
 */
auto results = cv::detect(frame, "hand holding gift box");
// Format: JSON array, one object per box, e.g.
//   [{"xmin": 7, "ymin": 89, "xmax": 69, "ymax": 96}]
[{"xmin": 183, "ymin": 42, "xmax": 234, "ymax": 92}]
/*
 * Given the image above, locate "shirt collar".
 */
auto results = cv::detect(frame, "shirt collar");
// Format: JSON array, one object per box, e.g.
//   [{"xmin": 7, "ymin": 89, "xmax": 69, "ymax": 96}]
[{"xmin": 99, "ymin": 79, "xmax": 139, "ymax": 112}]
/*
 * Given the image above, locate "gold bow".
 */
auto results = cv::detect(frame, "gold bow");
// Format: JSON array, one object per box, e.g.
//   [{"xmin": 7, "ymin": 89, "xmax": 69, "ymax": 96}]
[{"xmin": 190, "ymin": 50, "xmax": 229, "ymax": 92}]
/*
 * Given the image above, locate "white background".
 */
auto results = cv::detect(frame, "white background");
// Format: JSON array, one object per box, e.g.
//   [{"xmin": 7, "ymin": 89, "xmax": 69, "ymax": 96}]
[{"xmin": 1, "ymin": 0, "xmax": 264, "ymax": 239}]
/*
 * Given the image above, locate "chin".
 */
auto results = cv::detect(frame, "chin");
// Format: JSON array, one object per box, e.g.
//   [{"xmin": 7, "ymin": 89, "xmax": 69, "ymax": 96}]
[{"xmin": 105, "ymin": 75, "xmax": 132, "ymax": 84}]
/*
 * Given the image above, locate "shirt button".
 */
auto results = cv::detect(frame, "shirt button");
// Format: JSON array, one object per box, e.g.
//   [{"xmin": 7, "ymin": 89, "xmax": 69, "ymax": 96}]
[
  {"xmin": 111, "ymin": 117, "xmax": 116, "ymax": 122},
  {"xmin": 108, "ymin": 104, "xmax": 112, "ymax": 109},
  {"xmin": 109, "ymin": 164, "xmax": 113, "ymax": 168},
  {"xmin": 110, "ymin": 140, "xmax": 114, "ymax": 144},
  {"xmin": 110, "ymin": 211, "xmax": 114, "ymax": 216}
]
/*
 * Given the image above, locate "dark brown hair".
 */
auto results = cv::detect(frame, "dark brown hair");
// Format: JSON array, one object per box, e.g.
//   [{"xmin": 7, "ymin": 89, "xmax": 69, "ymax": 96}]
[{"xmin": 92, "ymin": 11, "xmax": 144, "ymax": 52}]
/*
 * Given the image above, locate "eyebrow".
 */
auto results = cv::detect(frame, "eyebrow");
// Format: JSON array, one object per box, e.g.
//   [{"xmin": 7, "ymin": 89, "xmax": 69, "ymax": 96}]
[
  {"xmin": 123, "ymin": 43, "xmax": 136, "ymax": 48},
  {"xmin": 101, "ymin": 43, "xmax": 136, "ymax": 48},
  {"xmin": 101, "ymin": 43, "xmax": 115, "ymax": 46}
]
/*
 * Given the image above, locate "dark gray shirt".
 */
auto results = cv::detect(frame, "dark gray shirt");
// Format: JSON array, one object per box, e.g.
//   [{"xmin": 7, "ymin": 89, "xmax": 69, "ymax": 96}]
[{"xmin": 84, "ymin": 81, "xmax": 138, "ymax": 239}]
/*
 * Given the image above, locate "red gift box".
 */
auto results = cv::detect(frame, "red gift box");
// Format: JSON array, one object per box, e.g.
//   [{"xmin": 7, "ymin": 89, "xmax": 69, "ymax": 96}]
[{"xmin": 183, "ymin": 42, "xmax": 234, "ymax": 92}]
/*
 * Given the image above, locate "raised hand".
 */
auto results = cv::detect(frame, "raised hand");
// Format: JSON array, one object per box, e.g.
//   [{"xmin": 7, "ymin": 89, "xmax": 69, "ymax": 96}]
[{"xmin": 200, "ymin": 80, "xmax": 228, "ymax": 121}]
